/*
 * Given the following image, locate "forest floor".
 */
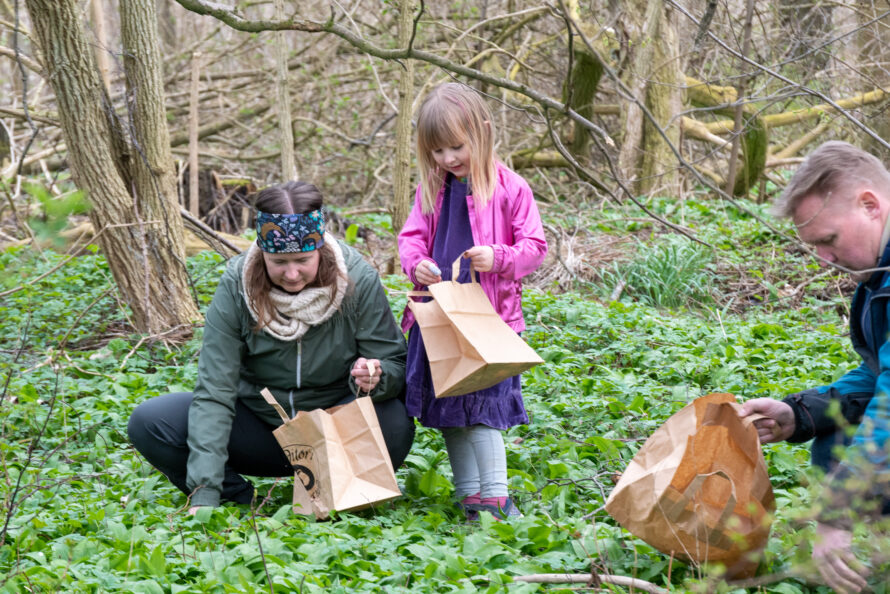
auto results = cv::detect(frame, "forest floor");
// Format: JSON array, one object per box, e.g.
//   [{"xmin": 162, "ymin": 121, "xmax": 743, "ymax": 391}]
[{"xmin": 2, "ymin": 192, "xmax": 888, "ymax": 593}]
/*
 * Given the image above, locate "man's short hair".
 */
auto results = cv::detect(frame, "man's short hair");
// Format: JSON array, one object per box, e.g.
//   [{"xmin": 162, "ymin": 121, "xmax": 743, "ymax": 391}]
[{"xmin": 773, "ymin": 141, "xmax": 890, "ymax": 218}]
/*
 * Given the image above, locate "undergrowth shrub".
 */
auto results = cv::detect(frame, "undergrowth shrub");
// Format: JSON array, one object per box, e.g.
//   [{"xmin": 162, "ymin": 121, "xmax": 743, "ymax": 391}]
[{"xmin": 599, "ymin": 236, "xmax": 716, "ymax": 308}]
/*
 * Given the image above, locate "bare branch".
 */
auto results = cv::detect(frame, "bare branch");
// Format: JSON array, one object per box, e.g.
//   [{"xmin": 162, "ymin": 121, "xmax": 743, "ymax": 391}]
[
  {"xmin": 514, "ymin": 573, "xmax": 668, "ymax": 594},
  {"xmin": 0, "ymin": 45, "xmax": 42, "ymax": 73},
  {"xmin": 172, "ymin": 0, "xmax": 614, "ymax": 146},
  {"xmin": 0, "ymin": 106, "xmax": 56, "ymax": 127},
  {"xmin": 667, "ymin": 0, "xmax": 890, "ymax": 152}
]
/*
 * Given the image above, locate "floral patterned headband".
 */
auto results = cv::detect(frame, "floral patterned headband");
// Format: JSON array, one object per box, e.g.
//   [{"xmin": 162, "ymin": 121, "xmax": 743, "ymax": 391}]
[{"xmin": 255, "ymin": 210, "xmax": 326, "ymax": 253}]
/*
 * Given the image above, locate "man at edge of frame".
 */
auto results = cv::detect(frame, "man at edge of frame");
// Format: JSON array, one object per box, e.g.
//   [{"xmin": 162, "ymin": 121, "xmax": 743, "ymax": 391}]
[{"xmin": 742, "ymin": 140, "xmax": 890, "ymax": 593}]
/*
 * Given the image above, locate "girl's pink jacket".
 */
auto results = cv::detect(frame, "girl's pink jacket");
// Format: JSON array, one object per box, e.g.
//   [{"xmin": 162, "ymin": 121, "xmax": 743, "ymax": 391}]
[{"xmin": 398, "ymin": 163, "xmax": 548, "ymax": 333}]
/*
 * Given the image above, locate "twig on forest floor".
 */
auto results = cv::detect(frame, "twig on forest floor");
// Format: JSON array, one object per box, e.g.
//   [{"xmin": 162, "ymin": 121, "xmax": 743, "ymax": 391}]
[
  {"xmin": 341, "ymin": 207, "xmax": 389, "ymax": 217},
  {"xmin": 609, "ymin": 280, "xmax": 625, "ymax": 303},
  {"xmin": 248, "ymin": 493, "xmax": 274, "ymax": 594},
  {"xmin": 118, "ymin": 324, "xmax": 191, "ymax": 371},
  {"xmin": 721, "ymin": 569, "xmax": 807, "ymax": 589},
  {"xmin": 513, "ymin": 573, "xmax": 668, "ymax": 593}
]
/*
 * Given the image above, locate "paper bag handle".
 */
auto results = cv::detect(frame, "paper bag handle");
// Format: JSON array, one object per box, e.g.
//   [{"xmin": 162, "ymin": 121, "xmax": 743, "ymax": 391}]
[
  {"xmin": 743, "ymin": 413, "xmax": 768, "ymax": 424},
  {"xmin": 452, "ymin": 255, "xmax": 478, "ymax": 285},
  {"xmin": 351, "ymin": 359, "xmax": 377, "ymax": 399},
  {"xmin": 729, "ymin": 402, "xmax": 768, "ymax": 426},
  {"xmin": 664, "ymin": 470, "xmax": 738, "ymax": 548},
  {"xmin": 260, "ymin": 387, "xmax": 291, "ymax": 423},
  {"xmin": 730, "ymin": 402, "xmax": 778, "ymax": 439},
  {"xmin": 402, "ymin": 255, "xmax": 477, "ymax": 291}
]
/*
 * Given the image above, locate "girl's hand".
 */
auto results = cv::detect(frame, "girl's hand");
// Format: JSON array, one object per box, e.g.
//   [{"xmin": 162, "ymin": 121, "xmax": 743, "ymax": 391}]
[
  {"xmin": 351, "ymin": 357, "xmax": 382, "ymax": 393},
  {"xmin": 415, "ymin": 260, "xmax": 442, "ymax": 286},
  {"xmin": 463, "ymin": 246, "xmax": 494, "ymax": 272}
]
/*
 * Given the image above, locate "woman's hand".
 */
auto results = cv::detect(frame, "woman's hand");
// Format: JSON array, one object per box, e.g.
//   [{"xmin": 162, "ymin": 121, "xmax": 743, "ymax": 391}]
[
  {"xmin": 414, "ymin": 260, "xmax": 442, "ymax": 286},
  {"xmin": 188, "ymin": 506, "xmax": 202, "ymax": 516},
  {"xmin": 463, "ymin": 246, "xmax": 494, "ymax": 272},
  {"xmin": 351, "ymin": 357, "xmax": 382, "ymax": 393}
]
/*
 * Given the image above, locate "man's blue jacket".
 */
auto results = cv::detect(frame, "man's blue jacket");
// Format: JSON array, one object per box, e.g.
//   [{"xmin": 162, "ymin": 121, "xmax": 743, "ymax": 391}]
[{"xmin": 783, "ymin": 242, "xmax": 890, "ymax": 526}]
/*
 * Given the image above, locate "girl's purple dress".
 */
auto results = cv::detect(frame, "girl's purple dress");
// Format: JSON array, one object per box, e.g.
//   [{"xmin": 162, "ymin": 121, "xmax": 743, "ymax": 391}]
[{"xmin": 404, "ymin": 174, "xmax": 528, "ymax": 430}]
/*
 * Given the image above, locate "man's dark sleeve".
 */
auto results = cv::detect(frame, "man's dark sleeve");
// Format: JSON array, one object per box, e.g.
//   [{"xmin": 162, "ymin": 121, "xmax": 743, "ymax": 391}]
[{"xmin": 782, "ymin": 386, "xmax": 874, "ymax": 443}]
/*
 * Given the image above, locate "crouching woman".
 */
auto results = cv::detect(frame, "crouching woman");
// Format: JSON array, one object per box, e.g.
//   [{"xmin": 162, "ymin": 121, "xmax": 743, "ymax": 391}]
[{"xmin": 128, "ymin": 181, "xmax": 415, "ymax": 512}]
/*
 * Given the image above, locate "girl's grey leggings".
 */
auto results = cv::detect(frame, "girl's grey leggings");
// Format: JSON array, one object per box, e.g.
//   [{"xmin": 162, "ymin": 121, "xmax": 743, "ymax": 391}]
[{"xmin": 441, "ymin": 425, "xmax": 507, "ymax": 498}]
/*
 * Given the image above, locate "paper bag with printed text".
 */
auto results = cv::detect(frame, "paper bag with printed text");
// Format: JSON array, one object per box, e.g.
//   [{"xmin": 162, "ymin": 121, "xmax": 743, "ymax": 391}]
[{"xmin": 261, "ymin": 387, "xmax": 401, "ymax": 520}]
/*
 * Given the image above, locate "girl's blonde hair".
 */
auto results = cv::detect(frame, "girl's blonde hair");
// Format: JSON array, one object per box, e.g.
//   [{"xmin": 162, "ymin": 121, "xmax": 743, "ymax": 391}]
[{"xmin": 416, "ymin": 83, "xmax": 497, "ymax": 213}]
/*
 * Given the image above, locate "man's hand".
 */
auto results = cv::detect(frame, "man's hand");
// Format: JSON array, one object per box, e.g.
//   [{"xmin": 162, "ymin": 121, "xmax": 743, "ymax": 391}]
[
  {"xmin": 463, "ymin": 246, "xmax": 494, "ymax": 272},
  {"xmin": 813, "ymin": 523, "xmax": 869, "ymax": 593},
  {"xmin": 414, "ymin": 260, "xmax": 442, "ymax": 286},
  {"xmin": 739, "ymin": 398, "xmax": 796, "ymax": 442}
]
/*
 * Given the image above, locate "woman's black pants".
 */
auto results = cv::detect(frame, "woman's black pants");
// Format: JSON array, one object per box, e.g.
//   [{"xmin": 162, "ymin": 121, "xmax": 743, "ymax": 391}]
[{"xmin": 127, "ymin": 392, "xmax": 416, "ymax": 505}]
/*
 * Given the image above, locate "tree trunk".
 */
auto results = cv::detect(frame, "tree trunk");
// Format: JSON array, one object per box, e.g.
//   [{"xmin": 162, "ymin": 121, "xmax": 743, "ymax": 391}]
[
  {"xmin": 274, "ymin": 0, "xmax": 296, "ymax": 180},
  {"xmin": 188, "ymin": 51, "xmax": 201, "ymax": 216},
  {"xmin": 391, "ymin": 0, "xmax": 415, "ymax": 234},
  {"xmin": 778, "ymin": 0, "xmax": 834, "ymax": 71},
  {"xmin": 156, "ymin": 0, "xmax": 178, "ymax": 50},
  {"xmin": 90, "ymin": 0, "xmax": 112, "ymax": 92},
  {"xmin": 856, "ymin": 1, "xmax": 890, "ymax": 160},
  {"xmin": 724, "ymin": 0, "xmax": 755, "ymax": 198},
  {"xmin": 617, "ymin": 0, "xmax": 682, "ymax": 196},
  {"xmin": 26, "ymin": 0, "xmax": 201, "ymax": 337}
]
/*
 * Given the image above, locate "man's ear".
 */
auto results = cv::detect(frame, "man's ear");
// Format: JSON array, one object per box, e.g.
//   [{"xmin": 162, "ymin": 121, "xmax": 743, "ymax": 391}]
[{"xmin": 858, "ymin": 189, "xmax": 883, "ymax": 219}]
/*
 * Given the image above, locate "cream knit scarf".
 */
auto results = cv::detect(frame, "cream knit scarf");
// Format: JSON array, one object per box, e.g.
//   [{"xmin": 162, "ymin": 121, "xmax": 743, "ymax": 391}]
[{"xmin": 242, "ymin": 233, "xmax": 348, "ymax": 341}]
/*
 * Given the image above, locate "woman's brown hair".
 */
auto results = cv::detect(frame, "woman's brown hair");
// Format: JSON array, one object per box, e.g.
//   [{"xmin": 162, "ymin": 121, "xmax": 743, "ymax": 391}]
[{"xmin": 247, "ymin": 181, "xmax": 349, "ymax": 331}]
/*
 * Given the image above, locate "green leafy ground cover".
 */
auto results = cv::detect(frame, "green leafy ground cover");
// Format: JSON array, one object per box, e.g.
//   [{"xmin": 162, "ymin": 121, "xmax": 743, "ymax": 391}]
[{"xmin": 2, "ymin": 199, "xmax": 889, "ymax": 592}]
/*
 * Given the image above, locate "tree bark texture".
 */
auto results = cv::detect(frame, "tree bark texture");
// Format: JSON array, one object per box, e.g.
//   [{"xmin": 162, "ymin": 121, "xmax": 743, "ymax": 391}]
[
  {"xmin": 120, "ymin": 0, "xmax": 200, "ymax": 329},
  {"xmin": 90, "ymin": 0, "xmax": 112, "ymax": 92},
  {"xmin": 26, "ymin": 0, "xmax": 200, "ymax": 336},
  {"xmin": 856, "ymin": 0, "xmax": 890, "ymax": 160},
  {"xmin": 617, "ymin": 0, "xmax": 682, "ymax": 196},
  {"xmin": 391, "ymin": 0, "xmax": 415, "ymax": 234},
  {"xmin": 564, "ymin": 1, "xmax": 605, "ymax": 159},
  {"xmin": 188, "ymin": 51, "xmax": 201, "ymax": 216},
  {"xmin": 274, "ymin": 0, "xmax": 296, "ymax": 181},
  {"xmin": 723, "ymin": 0, "xmax": 755, "ymax": 198}
]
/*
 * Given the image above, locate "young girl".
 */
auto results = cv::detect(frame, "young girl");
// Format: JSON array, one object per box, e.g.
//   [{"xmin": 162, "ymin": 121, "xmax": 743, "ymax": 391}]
[{"xmin": 398, "ymin": 82, "xmax": 548, "ymax": 520}]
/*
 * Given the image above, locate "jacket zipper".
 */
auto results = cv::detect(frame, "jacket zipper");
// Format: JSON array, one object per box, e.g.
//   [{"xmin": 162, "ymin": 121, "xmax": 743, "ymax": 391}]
[
  {"xmin": 852, "ymin": 286, "xmax": 890, "ymax": 374},
  {"xmin": 288, "ymin": 340, "xmax": 302, "ymax": 418},
  {"xmin": 297, "ymin": 340, "xmax": 302, "ymax": 389}
]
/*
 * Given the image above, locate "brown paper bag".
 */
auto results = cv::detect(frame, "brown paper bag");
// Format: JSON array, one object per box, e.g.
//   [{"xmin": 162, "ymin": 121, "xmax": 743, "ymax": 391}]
[
  {"xmin": 260, "ymin": 383, "xmax": 401, "ymax": 520},
  {"xmin": 605, "ymin": 393, "xmax": 775, "ymax": 577},
  {"xmin": 407, "ymin": 257, "xmax": 543, "ymax": 398}
]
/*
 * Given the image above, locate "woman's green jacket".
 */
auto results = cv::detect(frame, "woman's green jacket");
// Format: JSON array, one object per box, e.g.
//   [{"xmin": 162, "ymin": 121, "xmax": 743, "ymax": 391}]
[{"xmin": 187, "ymin": 241, "xmax": 407, "ymax": 507}]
